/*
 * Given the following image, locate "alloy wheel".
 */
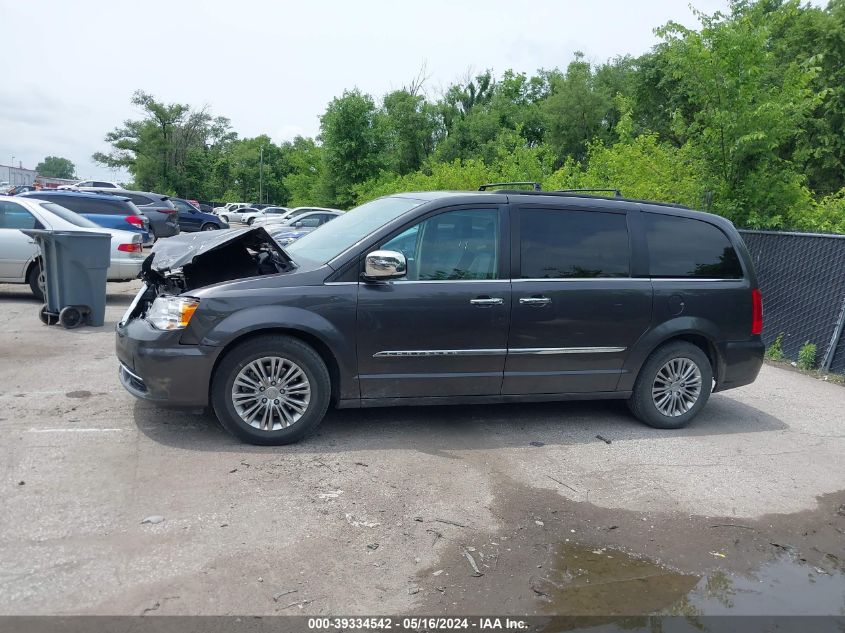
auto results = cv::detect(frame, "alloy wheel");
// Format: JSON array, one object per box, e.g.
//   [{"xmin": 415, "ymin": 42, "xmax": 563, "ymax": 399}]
[
  {"xmin": 230, "ymin": 356, "xmax": 311, "ymax": 431},
  {"xmin": 651, "ymin": 357, "xmax": 702, "ymax": 417}
]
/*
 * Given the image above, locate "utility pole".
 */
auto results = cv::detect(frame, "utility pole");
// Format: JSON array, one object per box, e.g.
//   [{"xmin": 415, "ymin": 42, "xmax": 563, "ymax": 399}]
[{"xmin": 259, "ymin": 144, "xmax": 264, "ymax": 204}]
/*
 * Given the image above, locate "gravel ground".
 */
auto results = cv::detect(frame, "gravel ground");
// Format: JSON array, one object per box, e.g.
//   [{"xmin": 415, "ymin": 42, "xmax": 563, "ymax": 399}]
[{"xmin": 1, "ymin": 280, "xmax": 843, "ymax": 616}]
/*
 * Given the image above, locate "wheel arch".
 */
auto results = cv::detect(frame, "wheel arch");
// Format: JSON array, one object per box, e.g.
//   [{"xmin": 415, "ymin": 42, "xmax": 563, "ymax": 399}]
[
  {"xmin": 619, "ymin": 318, "xmax": 723, "ymax": 391},
  {"xmin": 209, "ymin": 327, "xmax": 343, "ymax": 406}
]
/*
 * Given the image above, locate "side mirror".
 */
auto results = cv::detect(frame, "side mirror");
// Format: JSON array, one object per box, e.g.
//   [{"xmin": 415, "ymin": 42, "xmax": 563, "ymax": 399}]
[{"xmin": 364, "ymin": 250, "xmax": 406, "ymax": 280}]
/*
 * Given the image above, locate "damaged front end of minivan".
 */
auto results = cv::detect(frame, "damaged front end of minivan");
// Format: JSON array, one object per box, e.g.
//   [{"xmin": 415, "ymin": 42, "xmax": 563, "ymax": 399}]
[{"xmin": 121, "ymin": 227, "xmax": 295, "ymax": 326}]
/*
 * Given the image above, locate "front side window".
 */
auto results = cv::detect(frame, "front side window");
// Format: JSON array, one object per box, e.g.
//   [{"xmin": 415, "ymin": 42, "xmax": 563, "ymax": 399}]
[
  {"xmin": 520, "ymin": 208, "xmax": 629, "ymax": 278},
  {"xmin": 381, "ymin": 208, "xmax": 500, "ymax": 281},
  {"xmin": 0, "ymin": 201, "xmax": 40, "ymax": 229},
  {"xmin": 644, "ymin": 213, "xmax": 742, "ymax": 279}
]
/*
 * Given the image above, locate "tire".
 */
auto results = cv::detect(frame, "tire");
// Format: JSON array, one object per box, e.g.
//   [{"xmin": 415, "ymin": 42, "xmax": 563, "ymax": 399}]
[
  {"xmin": 211, "ymin": 335, "xmax": 331, "ymax": 445},
  {"xmin": 247, "ymin": 217, "xmax": 255, "ymax": 226},
  {"xmin": 27, "ymin": 261, "xmax": 44, "ymax": 301},
  {"xmin": 627, "ymin": 341, "xmax": 712, "ymax": 430},
  {"xmin": 200, "ymin": 223, "xmax": 217, "ymax": 231}
]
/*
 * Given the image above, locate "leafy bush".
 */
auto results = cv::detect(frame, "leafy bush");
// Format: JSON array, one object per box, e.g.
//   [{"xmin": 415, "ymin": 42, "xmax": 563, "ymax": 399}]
[
  {"xmin": 797, "ymin": 341, "xmax": 817, "ymax": 370},
  {"xmin": 765, "ymin": 333, "xmax": 785, "ymax": 361}
]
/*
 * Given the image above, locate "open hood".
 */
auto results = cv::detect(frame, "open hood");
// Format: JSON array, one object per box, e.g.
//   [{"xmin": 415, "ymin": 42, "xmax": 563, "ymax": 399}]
[
  {"xmin": 148, "ymin": 226, "xmax": 290, "ymax": 273},
  {"xmin": 139, "ymin": 226, "xmax": 295, "ymax": 295}
]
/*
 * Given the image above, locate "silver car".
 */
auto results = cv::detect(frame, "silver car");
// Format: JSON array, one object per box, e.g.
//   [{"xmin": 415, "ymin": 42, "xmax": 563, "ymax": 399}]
[{"xmin": 0, "ymin": 197, "xmax": 145, "ymax": 299}]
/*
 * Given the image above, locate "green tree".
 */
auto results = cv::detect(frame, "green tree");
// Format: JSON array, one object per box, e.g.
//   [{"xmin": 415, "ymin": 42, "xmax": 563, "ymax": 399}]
[
  {"xmin": 93, "ymin": 90, "xmax": 234, "ymax": 198},
  {"xmin": 319, "ymin": 89, "xmax": 386, "ymax": 208},
  {"xmin": 35, "ymin": 156, "xmax": 75, "ymax": 179}
]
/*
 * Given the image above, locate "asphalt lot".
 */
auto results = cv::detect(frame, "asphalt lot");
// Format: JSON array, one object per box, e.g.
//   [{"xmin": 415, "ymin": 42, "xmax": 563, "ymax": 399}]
[{"xmin": 1, "ymin": 280, "xmax": 843, "ymax": 616}]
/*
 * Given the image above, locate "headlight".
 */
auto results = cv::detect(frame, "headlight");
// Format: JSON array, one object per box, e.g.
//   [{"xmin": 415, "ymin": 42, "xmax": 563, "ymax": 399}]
[{"xmin": 146, "ymin": 296, "xmax": 200, "ymax": 330}]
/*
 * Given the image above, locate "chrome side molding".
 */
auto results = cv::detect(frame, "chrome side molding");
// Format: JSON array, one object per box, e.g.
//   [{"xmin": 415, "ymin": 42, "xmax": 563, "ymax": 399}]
[{"xmin": 373, "ymin": 346, "xmax": 625, "ymax": 358}]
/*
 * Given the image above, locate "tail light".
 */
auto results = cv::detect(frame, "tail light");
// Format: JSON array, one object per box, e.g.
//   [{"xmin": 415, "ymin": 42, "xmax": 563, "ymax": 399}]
[
  {"xmin": 118, "ymin": 242, "xmax": 143, "ymax": 253},
  {"xmin": 125, "ymin": 215, "xmax": 145, "ymax": 228},
  {"xmin": 751, "ymin": 288, "xmax": 763, "ymax": 335}
]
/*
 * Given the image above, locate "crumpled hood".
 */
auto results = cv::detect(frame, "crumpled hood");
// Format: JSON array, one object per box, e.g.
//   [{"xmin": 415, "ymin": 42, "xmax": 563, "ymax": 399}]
[{"xmin": 147, "ymin": 226, "xmax": 289, "ymax": 273}]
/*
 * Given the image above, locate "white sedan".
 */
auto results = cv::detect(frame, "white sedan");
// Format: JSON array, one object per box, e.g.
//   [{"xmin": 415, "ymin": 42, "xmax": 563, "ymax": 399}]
[
  {"xmin": 252, "ymin": 206, "xmax": 343, "ymax": 229},
  {"xmin": 0, "ymin": 197, "xmax": 145, "ymax": 300},
  {"xmin": 241, "ymin": 206, "xmax": 290, "ymax": 225}
]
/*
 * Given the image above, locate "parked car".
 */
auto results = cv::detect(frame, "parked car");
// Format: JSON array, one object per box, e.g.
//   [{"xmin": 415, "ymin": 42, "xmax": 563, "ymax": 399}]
[
  {"xmin": 241, "ymin": 206, "xmax": 290, "ymax": 225},
  {"xmin": 0, "ymin": 197, "xmax": 145, "ymax": 300},
  {"xmin": 252, "ymin": 206, "xmax": 342, "ymax": 228},
  {"xmin": 117, "ymin": 187, "xmax": 764, "ymax": 446},
  {"xmin": 6, "ymin": 185, "xmax": 35, "ymax": 195},
  {"xmin": 217, "ymin": 206, "xmax": 260, "ymax": 224},
  {"xmin": 171, "ymin": 198, "xmax": 229, "ymax": 232},
  {"xmin": 264, "ymin": 213, "xmax": 342, "ymax": 246},
  {"xmin": 212, "ymin": 202, "xmax": 248, "ymax": 216},
  {"xmin": 80, "ymin": 188, "xmax": 180, "ymax": 240},
  {"xmin": 268, "ymin": 211, "xmax": 342, "ymax": 245},
  {"xmin": 20, "ymin": 190, "xmax": 152, "ymax": 244},
  {"xmin": 58, "ymin": 180, "xmax": 120, "ymax": 190}
]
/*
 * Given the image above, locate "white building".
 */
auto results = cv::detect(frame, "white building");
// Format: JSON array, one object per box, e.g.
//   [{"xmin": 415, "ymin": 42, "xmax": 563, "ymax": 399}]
[{"xmin": 0, "ymin": 163, "xmax": 37, "ymax": 187}]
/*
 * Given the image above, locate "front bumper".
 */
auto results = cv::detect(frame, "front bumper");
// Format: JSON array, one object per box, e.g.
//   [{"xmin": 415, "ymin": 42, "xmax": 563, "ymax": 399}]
[
  {"xmin": 714, "ymin": 338, "xmax": 765, "ymax": 392},
  {"xmin": 116, "ymin": 317, "xmax": 221, "ymax": 406}
]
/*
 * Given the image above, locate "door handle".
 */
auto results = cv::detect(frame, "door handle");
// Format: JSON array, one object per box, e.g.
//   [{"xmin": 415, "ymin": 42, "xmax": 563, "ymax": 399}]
[
  {"xmin": 470, "ymin": 297, "xmax": 504, "ymax": 306},
  {"xmin": 519, "ymin": 296, "xmax": 551, "ymax": 307}
]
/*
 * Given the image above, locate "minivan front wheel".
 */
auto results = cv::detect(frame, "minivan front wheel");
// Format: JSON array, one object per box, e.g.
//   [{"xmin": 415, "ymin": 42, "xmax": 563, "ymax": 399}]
[
  {"xmin": 211, "ymin": 335, "xmax": 331, "ymax": 445},
  {"xmin": 628, "ymin": 341, "xmax": 712, "ymax": 429}
]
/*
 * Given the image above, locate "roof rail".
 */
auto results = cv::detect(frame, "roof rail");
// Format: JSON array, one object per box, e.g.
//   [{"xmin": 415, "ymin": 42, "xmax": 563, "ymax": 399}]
[
  {"xmin": 478, "ymin": 181, "xmax": 542, "ymax": 192},
  {"xmin": 554, "ymin": 188, "xmax": 623, "ymax": 198}
]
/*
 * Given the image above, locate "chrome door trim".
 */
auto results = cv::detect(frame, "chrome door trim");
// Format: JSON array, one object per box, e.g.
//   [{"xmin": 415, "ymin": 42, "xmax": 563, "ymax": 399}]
[
  {"xmin": 373, "ymin": 349, "xmax": 507, "ymax": 358},
  {"xmin": 373, "ymin": 346, "xmax": 625, "ymax": 358},
  {"xmin": 518, "ymin": 297, "xmax": 551, "ymax": 306},
  {"xmin": 470, "ymin": 297, "xmax": 504, "ymax": 306},
  {"xmin": 508, "ymin": 346, "xmax": 626, "ymax": 355}
]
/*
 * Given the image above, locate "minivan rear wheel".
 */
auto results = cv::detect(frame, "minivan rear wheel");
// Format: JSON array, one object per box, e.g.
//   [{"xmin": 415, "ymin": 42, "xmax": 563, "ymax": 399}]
[
  {"xmin": 628, "ymin": 341, "xmax": 712, "ymax": 429},
  {"xmin": 211, "ymin": 335, "xmax": 331, "ymax": 445}
]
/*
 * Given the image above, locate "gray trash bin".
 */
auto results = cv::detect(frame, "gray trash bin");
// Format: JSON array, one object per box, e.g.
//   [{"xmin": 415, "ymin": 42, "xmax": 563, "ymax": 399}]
[{"xmin": 22, "ymin": 229, "xmax": 111, "ymax": 329}]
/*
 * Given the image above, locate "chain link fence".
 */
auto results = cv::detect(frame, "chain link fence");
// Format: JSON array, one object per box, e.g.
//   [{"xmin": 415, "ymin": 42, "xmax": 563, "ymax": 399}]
[{"xmin": 739, "ymin": 230, "xmax": 845, "ymax": 373}]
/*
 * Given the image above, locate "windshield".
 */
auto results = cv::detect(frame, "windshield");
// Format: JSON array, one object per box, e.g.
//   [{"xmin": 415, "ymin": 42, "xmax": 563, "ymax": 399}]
[
  {"xmin": 40, "ymin": 202, "xmax": 101, "ymax": 228},
  {"xmin": 286, "ymin": 196, "xmax": 424, "ymax": 266}
]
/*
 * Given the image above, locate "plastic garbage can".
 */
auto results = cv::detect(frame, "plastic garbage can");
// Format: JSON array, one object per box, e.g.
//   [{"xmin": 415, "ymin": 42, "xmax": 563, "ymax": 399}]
[{"xmin": 22, "ymin": 229, "xmax": 111, "ymax": 329}]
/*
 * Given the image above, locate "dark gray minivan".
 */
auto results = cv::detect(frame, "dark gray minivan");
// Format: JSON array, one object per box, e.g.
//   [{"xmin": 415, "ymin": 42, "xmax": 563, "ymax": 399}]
[{"xmin": 116, "ymin": 189, "xmax": 764, "ymax": 445}]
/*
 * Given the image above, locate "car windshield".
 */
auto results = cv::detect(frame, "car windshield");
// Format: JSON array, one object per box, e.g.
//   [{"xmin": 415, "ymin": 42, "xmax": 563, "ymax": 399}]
[
  {"xmin": 40, "ymin": 202, "xmax": 101, "ymax": 228},
  {"xmin": 285, "ymin": 196, "xmax": 424, "ymax": 266}
]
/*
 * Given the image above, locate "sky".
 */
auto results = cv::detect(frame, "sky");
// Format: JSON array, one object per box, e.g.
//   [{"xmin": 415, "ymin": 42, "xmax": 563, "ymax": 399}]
[{"xmin": 0, "ymin": 0, "xmax": 730, "ymax": 181}]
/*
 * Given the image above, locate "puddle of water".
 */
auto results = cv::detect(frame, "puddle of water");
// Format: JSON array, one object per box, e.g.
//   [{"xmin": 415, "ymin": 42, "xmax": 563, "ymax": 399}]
[{"xmin": 536, "ymin": 545, "xmax": 845, "ymax": 616}]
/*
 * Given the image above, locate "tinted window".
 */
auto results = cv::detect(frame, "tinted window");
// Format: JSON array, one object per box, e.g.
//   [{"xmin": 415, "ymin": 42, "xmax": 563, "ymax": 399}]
[
  {"xmin": 381, "ymin": 208, "xmax": 500, "ymax": 281},
  {"xmin": 44, "ymin": 196, "xmax": 130, "ymax": 216},
  {"xmin": 126, "ymin": 193, "xmax": 152, "ymax": 206},
  {"xmin": 520, "ymin": 209, "xmax": 629, "ymax": 278},
  {"xmin": 644, "ymin": 213, "xmax": 742, "ymax": 279},
  {"xmin": 0, "ymin": 201, "xmax": 40, "ymax": 229},
  {"xmin": 40, "ymin": 203, "xmax": 100, "ymax": 228},
  {"xmin": 94, "ymin": 181, "xmax": 113, "ymax": 188}
]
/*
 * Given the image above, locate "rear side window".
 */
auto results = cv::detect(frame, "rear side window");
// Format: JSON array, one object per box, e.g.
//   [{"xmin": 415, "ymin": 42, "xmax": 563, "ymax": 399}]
[
  {"xmin": 644, "ymin": 213, "xmax": 742, "ymax": 279},
  {"xmin": 520, "ymin": 209, "xmax": 629, "ymax": 278},
  {"xmin": 51, "ymin": 196, "xmax": 129, "ymax": 216},
  {"xmin": 126, "ymin": 193, "xmax": 152, "ymax": 206}
]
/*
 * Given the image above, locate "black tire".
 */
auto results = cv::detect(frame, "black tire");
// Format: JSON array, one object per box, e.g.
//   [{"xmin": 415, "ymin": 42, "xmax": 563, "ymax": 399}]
[
  {"xmin": 200, "ymin": 223, "xmax": 217, "ymax": 231},
  {"xmin": 211, "ymin": 335, "xmax": 331, "ymax": 445},
  {"xmin": 628, "ymin": 341, "xmax": 712, "ymax": 429},
  {"xmin": 247, "ymin": 217, "xmax": 255, "ymax": 226},
  {"xmin": 39, "ymin": 305, "xmax": 57, "ymax": 325},
  {"xmin": 27, "ymin": 261, "xmax": 44, "ymax": 301}
]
